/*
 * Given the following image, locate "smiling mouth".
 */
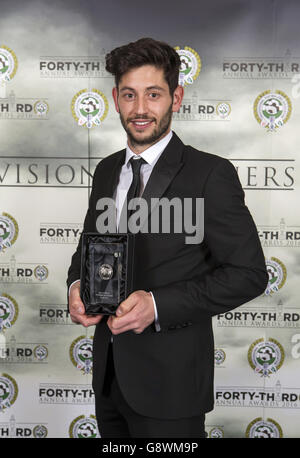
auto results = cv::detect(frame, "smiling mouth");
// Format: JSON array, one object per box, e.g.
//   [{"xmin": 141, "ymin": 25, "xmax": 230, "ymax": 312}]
[{"xmin": 130, "ymin": 119, "xmax": 154, "ymax": 130}]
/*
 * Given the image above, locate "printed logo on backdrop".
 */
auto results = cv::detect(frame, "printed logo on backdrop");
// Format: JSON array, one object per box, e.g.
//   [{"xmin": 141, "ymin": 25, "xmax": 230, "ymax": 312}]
[
  {"xmin": 0, "ymin": 212, "xmax": 18, "ymax": 253},
  {"xmin": 39, "ymin": 383, "xmax": 94, "ymax": 405},
  {"xmin": 39, "ymin": 50, "xmax": 110, "ymax": 78},
  {"xmin": 0, "ymin": 415, "xmax": 48, "ymax": 438},
  {"xmin": 0, "ymin": 90, "xmax": 49, "ymax": 120},
  {"xmin": 248, "ymin": 338, "xmax": 284, "ymax": 377},
  {"xmin": 217, "ymin": 299, "xmax": 300, "ymax": 329},
  {"xmin": 246, "ymin": 418, "xmax": 283, "ymax": 438},
  {"xmin": 0, "ymin": 46, "xmax": 18, "ymax": 84},
  {"xmin": 173, "ymin": 93, "xmax": 232, "ymax": 121},
  {"xmin": 69, "ymin": 336, "xmax": 93, "ymax": 374},
  {"xmin": 216, "ymin": 102, "xmax": 231, "ymax": 119},
  {"xmin": 0, "ymin": 156, "xmax": 100, "ymax": 188},
  {"xmin": 254, "ymin": 90, "xmax": 292, "ymax": 132},
  {"xmin": 216, "ymin": 380, "xmax": 300, "ymax": 409},
  {"xmin": 231, "ymin": 159, "xmax": 295, "ymax": 191},
  {"xmin": 0, "ymin": 294, "xmax": 18, "ymax": 332},
  {"xmin": 0, "ymin": 255, "xmax": 49, "ymax": 284},
  {"xmin": 175, "ymin": 46, "xmax": 201, "ymax": 87},
  {"xmin": 0, "ymin": 335, "xmax": 48, "ymax": 363},
  {"xmin": 71, "ymin": 89, "xmax": 108, "ymax": 128},
  {"xmin": 214, "ymin": 349, "xmax": 226, "ymax": 367},
  {"xmin": 223, "ymin": 50, "xmax": 300, "ymax": 79},
  {"xmin": 264, "ymin": 257, "xmax": 287, "ymax": 296},
  {"xmin": 39, "ymin": 304, "xmax": 72, "ymax": 325},
  {"xmin": 0, "ymin": 373, "xmax": 18, "ymax": 411},
  {"xmin": 258, "ymin": 218, "xmax": 300, "ymax": 247},
  {"xmin": 69, "ymin": 415, "xmax": 99, "ymax": 438},
  {"xmin": 40, "ymin": 223, "xmax": 82, "ymax": 244},
  {"xmin": 208, "ymin": 427, "xmax": 225, "ymax": 438}
]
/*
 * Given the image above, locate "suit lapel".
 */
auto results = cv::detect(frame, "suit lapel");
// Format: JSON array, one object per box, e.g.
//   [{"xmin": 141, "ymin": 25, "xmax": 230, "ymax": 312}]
[
  {"xmin": 140, "ymin": 132, "xmax": 185, "ymax": 228},
  {"xmin": 97, "ymin": 149, "xmax": 125, "ymax": 232},
  {"xmin": 107, "ymin": 150, "xmax": 126, "ymax": 198}
]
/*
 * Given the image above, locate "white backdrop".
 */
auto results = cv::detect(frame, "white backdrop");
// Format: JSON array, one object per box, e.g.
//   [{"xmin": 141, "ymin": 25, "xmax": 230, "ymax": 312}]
[{"xmin": 0, "ymin": 0, "xmax": 299, "ymax": 438}]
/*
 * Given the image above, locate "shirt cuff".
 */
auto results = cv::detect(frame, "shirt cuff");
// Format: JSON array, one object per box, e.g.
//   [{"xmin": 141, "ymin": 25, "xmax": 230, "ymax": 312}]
[
  {"xmin": 68, "ymin": 279, "xmax": 80, "ymax": 296},
  {"xmin": 149, "ymin": 291, "xmax": 161, "ymax": 332}
]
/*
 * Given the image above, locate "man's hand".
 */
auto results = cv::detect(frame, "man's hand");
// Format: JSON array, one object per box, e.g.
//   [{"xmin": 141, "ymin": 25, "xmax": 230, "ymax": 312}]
[
  {"xmin": 69, "ymin": 281, "xmax": 103, "ymax": 327},
  {"xmin": 107, "ymin": 290, "xmax": 155, "ymax": 335}
]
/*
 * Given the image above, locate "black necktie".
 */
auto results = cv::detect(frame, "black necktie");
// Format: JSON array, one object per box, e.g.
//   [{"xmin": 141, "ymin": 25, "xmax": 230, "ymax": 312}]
[{"xmin": 119, "ymin": 156, "xmax": 146, "ymax": 231}]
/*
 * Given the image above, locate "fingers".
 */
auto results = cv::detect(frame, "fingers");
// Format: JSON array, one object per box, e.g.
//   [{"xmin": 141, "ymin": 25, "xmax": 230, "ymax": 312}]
[
  {"xmin": 107, "ymin": 291, "xmax": 154, "ymax": 335},
  {"xmin": 115, "ymin": 292, "xmax": 139, "ymax": 317},
  {"xmin": 69, "ymin": 282, "xmax": 103, "ymax": 327},
  {"xmin": 107, "ymin": 314, "xmax": 143, "ymax": 335}
]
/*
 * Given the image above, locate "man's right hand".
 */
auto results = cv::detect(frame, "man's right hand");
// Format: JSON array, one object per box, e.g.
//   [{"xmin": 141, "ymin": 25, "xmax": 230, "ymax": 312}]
[{"xmin": 69, "ymin": 281, "xmax": 104, "ymax": 327}]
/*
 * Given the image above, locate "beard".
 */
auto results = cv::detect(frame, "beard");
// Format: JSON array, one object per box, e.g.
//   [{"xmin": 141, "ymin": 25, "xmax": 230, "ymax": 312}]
[{"xmin": 119, "ymin": 103, "xmax": 173, "ymax": 148}]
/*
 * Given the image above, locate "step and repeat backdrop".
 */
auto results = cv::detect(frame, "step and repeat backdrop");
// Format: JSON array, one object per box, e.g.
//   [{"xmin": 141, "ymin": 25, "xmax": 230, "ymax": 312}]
[{"xmin": 0, "ymin": 0, "xmax": 299, "ymax": 438}]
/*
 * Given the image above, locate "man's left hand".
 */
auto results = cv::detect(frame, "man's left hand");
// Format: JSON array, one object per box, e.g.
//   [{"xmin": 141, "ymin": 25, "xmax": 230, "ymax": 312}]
[{"xmin": 107, "ymin": 290, "xmax": 155, "ymax": 335}]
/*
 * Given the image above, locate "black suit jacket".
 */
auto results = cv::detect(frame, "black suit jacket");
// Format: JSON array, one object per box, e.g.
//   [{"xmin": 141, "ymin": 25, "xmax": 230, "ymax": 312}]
[{"xmin": 67, "ymin": 132, "xmax": 268, "ymax": 419}]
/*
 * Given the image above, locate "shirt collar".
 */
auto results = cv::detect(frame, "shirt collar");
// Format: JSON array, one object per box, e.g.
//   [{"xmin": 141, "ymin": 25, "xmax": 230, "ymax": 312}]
[{"xmin": 125, "ymin": 130, "xmax": 173, "ymax": 167}]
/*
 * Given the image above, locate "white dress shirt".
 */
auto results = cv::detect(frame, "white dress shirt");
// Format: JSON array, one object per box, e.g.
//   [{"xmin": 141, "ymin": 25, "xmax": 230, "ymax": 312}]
[{"xmin": 70, "ymin": 130, "xmax": 173, "ymax": 336}]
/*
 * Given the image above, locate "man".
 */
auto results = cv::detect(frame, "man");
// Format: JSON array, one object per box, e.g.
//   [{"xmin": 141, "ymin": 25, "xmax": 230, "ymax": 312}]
[{"xmin": 67, "ymin": 38, "xmax": 268, "ymax": 438}]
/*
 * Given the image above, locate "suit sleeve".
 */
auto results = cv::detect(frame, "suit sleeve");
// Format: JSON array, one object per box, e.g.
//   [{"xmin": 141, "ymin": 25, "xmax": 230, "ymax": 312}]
[
  {"xmin": 66, "ymin": 163, "xmax": 101, "ymax": 291},
  {"xmin": 151, "ymin": 158, "xmax": 268, "ymax": 330}
]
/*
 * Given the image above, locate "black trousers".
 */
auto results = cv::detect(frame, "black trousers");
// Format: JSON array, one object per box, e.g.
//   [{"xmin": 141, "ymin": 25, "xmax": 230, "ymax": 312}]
[{"xmin": 95, "ymin": 343, "xmax": 206, "ymax": 438}]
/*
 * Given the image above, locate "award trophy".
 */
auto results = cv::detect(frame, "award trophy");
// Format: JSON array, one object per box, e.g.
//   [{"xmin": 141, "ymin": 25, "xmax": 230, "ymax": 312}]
[{"xmin": 80, "ymin": 233, "xmax": 135, "ymax": 315}]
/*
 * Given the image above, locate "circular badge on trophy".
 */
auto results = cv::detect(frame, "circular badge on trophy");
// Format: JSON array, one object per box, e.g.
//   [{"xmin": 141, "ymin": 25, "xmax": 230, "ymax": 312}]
[{"xmin": 98, "ymin": 263, "xmax": 114, "ymax": 280}]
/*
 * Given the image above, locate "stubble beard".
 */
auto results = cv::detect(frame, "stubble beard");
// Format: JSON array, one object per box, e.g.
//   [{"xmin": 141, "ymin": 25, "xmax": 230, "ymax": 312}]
[{"xmin": 119, "ymin": 104, "xmax": 173, "ymax": 149}]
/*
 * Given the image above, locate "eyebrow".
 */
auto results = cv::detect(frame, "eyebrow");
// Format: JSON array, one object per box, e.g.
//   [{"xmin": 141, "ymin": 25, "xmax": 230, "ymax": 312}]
[{"xmin": 119, "ymin": 85, "xmax": 166, "ymax": 93}]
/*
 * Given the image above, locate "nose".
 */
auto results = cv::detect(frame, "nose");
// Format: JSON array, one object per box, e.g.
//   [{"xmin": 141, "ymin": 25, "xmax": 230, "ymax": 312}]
[{"xmin": 134, "ymin": 95, "xmax": 148, "ymax": 116}]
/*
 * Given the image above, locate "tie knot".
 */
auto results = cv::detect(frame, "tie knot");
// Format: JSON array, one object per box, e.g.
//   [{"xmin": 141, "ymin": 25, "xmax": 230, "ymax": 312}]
[{"xmin": 129, "ymin": 156, "xmax": 146, "ymax": 176}]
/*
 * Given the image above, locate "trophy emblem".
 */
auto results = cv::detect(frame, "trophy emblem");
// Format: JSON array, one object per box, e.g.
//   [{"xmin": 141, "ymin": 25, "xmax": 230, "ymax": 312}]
[{"xmin": 98, "ymin": 263, "xmax": 113, "ymax": 280}]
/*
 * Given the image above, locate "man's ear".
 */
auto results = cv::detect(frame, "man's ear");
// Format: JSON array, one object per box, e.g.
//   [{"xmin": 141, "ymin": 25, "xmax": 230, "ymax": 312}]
[
  {"xmin": 112, "ymin": 87, "xmax": 120, "ymax": 113},
  {"xmin": 172, "ymin": 85, "xmax": 184, "ymax": 113}
]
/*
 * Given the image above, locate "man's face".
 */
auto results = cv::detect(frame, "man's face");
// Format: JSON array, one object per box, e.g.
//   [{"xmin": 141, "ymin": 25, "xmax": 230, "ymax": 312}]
[{"xmin": 112, "ymin": 65, "xmax": 183, "ymax": 152}]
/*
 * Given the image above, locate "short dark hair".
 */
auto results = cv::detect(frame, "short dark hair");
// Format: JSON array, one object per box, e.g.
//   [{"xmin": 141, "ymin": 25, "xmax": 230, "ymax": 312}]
[{"xmin": 105, "ymin": 37, "xmax": 181, "ymax": 95}]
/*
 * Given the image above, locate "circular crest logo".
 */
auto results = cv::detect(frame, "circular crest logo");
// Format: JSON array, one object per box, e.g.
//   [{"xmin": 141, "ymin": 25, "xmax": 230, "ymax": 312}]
[
  {"xmin": 0, "ymin": 212, "xmax": 18, "ymax": 253},
  {"xmin": 248, "ymin": 337, "xmax": 284, "ymax": 377},
  {"xmin": 175, "ymin": 46, "xmax": 201, "ymax": 87},
  {"xmin": 254, "ymin": 90, "xmax": 291, "ymax": 131},
  {"xmin": 246, "ymin": 417, "xmax": 283, "ymax": 438},
  {"xmin": 34, "ymin": 265, "xmax": 48, "ymax": 281},
  {"xmin": 71, "ymin": 89, "xmax": 108, "ymax": 128},
  {"xmin": 0, "ymin": 45, "xmax": 18, "ymax": 83},
  {"xmin": 0, "ymin": 373, "xmax": 18, "ymax": 411},
  {"xmin": 209, "ymin": 427, "xmax": 224, "ymax": 438},
  {"xmin": 216, "ymin": 102, "xmax": 231, "ymax": 119},
  {"xmin": 32, "ymin": 424, "xmax": 48, "ymax": 438},
  {"xmin": 0, "ymin": 293, "xmax": 18, "ymax": 332},
  {"xmin": 33, "ymin": 345, "xmax": 48, "ymax": 361},
  {"xmin": 69, "ymin": 414, "xmax": 99, "ymax": 438},
  {"xmin": 34, "ymin": 100, "xmax": 49, "ymax": 117},
  {"xmin": 264, "ymin": 257, "xmax": 286, "ymax": 296},
  {"xmin": 70, "ymin": 335, "xmax": 93, "ymax": 374},
  {"xmin": 214, "ymin": 349, "xmax": 226, "ymax": 366}
]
